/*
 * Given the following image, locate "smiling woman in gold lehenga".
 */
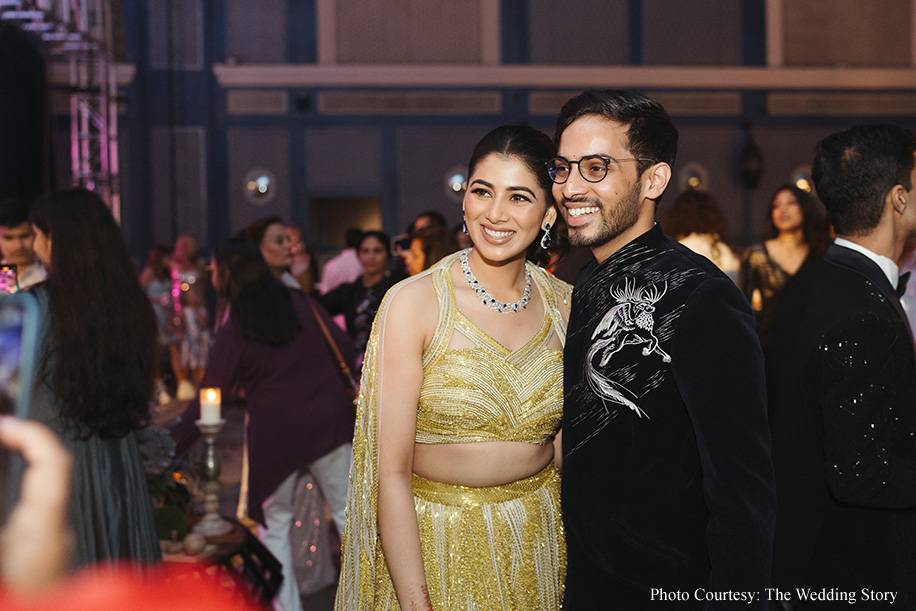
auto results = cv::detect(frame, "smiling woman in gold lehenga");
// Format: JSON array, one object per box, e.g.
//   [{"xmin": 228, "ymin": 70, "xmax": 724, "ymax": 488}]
[{"xmin": 334, "ymin": 125, "xmax": 571, "ymax": 611}]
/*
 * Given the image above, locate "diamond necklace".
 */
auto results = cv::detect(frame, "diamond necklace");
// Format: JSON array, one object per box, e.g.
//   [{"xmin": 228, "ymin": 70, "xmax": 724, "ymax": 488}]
[{"xmin": 459, "ymin": 249, "xmax": 531, "ymax": 314}]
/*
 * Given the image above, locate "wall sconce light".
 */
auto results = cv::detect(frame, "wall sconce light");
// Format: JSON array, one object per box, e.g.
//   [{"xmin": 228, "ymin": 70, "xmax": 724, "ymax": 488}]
[
  {"xmin": 678, "ymin": 162, "xmax": 708, "ymax": 192},
  {"xmin": 244, "ymin": 168, "xmax": 277, "ymax": 205},
  {"xmin": 791, "ymin": 165, "xmax": 813, "ymax": 193},
  {"xmin": 444, "ymin": 165, "xmax": 467, "ymax": 203}
]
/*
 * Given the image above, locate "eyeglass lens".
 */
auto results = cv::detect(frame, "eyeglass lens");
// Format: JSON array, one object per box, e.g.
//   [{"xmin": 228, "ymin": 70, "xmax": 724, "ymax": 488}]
[{"xmin": 548, "ymin": 156, "xmax": 609, "ymax": 184}]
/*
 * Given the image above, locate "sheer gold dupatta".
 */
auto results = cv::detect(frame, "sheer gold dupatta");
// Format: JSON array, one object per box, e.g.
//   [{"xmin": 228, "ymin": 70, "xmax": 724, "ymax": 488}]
[
  {"xmin": 333, "ymin": 258, "xmax": 451, "ymax": 610},
  {"xmin": 333, "ymin": 283, "xmax": 387, "ymax": 610}
]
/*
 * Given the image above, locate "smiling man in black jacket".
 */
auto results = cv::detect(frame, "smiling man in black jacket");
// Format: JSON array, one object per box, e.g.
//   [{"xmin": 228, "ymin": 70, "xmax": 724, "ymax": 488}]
[{"xmin": 554, "ymin": 90, "xmax": 776, "ymax": 610}]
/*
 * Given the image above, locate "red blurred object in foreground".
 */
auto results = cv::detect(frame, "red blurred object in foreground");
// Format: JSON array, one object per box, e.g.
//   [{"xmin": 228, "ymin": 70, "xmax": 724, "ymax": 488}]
[{"xmin": 0, "ymin": 564, "xmax": 263, "ymax": 611}]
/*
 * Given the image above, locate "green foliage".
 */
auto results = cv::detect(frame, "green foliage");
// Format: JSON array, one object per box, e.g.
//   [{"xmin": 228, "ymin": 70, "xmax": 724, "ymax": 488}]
[
  {"xmin": 154, "ymin": 504, "xmax": 189, "ymax": 540},
  {"xmin": 138, "ymin": 425, "xmax": 194, "ymax": 541}
]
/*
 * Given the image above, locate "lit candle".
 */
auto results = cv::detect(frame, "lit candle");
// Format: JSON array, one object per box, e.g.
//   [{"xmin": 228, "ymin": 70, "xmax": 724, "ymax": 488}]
[
  {"xmin": 750, "ymin": 288, "xmax": 763, "ymax": 312},
  {"xmin": 199, "ymin": 388, "xmax": 221, "ymax": 423}
]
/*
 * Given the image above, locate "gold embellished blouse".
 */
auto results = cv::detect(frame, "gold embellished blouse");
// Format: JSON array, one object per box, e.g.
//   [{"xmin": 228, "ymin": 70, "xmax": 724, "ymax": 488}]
[{"xmin": 415, "ymin": 256, "xmax": 567, "ymax": 445}]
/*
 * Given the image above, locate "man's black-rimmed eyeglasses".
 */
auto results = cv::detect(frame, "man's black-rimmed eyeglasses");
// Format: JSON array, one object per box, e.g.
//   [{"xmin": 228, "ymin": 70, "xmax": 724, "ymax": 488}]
[{"xmin": 547, "ymin": 155, "xmax": 655, "ymax": 184}]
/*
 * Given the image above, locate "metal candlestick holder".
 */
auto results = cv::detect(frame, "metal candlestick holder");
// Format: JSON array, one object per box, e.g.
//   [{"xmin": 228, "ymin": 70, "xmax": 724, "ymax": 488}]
[{"xmin": 192, "ymin": 419, "xmax": 233, "ymax": 537}]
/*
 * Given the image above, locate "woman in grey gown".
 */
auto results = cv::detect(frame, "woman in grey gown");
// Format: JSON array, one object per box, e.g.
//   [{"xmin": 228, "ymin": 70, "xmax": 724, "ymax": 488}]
[{"xmin": 28, "ymin": 188, "xmax": 160, "ymax": 569}]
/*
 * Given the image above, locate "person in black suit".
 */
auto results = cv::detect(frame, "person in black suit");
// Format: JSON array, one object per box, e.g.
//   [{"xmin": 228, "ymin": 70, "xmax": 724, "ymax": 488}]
[{"xmin": 770, "ymin": 124, "xmax": 916, "ymax": 610}]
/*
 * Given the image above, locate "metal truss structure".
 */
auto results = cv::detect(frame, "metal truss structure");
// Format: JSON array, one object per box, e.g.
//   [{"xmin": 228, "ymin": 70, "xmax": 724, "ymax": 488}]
[{"xmin": 0, "ymin": 0, "xmax": 120, "ymax": 220}]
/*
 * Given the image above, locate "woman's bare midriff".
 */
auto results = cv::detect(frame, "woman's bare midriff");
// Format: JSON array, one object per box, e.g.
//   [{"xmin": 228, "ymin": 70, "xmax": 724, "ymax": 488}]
[{"xmin": 412, "ymin": 440, "xmax": 556, "ymax": 487}]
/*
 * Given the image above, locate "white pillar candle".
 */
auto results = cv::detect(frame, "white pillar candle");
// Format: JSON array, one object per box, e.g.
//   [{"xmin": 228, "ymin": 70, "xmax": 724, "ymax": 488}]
[{"xmin": 199, "ymin": 388, "xmax": 221, "ymax": 423}]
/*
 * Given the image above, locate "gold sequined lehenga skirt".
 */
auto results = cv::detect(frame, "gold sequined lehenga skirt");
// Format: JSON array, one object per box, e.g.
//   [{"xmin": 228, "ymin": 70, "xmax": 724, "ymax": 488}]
[{"xmin": 373, "ymin": 463, "xmax": 565, "ymax": 611}]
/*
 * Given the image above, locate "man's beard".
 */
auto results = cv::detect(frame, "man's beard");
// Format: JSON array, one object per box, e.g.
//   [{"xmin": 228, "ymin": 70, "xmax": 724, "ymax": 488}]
[{"xmin": 565, "ymin": 181, "xmax": 641, "ymax": 249}]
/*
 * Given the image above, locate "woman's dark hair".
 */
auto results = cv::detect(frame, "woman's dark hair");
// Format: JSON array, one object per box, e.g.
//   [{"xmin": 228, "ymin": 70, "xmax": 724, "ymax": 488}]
[
  {"xmin": 358, "ymin": 230, "xmax": 392, "ymax": 259},
  {"xmin": 214, "ymin": 236, "xmax": 299, "ymax": 346},
  {"xmin": 31, "ymin": 188, "xmax": 157, "ymax": 439},
  {"xmin": 662, "ymin": 190, "xmax": 731, "ymax": 243},
  {"xmin": 410, "ymin": 211, "xmax": 447, "ymax": 237},
  {"xmin": 244, "ymin": 215, "xmax": 285, "ymax": 247},
  {"xmin": 764, "ymin": 184, "xmax": 829, "ymax": 256},
  {"xmin": 412, "ymin": 225, "xmax": 459, "ymax": 272},
  {"xmin": 468, "ymin": 124, "xmax": 556, "ymax": 196}
]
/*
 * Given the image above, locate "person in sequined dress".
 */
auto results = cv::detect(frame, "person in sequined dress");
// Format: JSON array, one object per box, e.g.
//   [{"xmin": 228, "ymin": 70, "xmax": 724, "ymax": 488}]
[
  {"xmin": 168, "ymin": 234, "xmax": 208, "ymax": 398},
  {"xmin": 738, "ymin": 184, "xmax": 827, "ymax": 349},
  {"xmin": 335, "ymin": 125, "xmax": 571, "ymax": 611},
  {"xmin": 770, "ymin": 124, "xmax": 916, "ymax": 609},
  {"xmin": 140, "ymin": 245, "xmax": 174, "ymax": 404}
]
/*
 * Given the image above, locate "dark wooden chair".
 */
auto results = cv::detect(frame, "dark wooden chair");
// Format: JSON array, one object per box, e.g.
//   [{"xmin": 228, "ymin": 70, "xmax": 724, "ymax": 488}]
[{"xmin": 212, "ymin": 523, "xmax": 284, "ymax": 608}]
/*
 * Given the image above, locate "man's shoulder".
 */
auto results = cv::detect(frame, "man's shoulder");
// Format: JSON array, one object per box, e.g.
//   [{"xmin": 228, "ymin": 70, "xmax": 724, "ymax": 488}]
[
  {"xmin": 588, "ymin": 236, "xmax": 723, "ymax": 281},
  {"xmin": 668, "ymin": 238, "xmax": 734, "ymax": 279},
  {"xmin": 777, "ymin": 255, "xmax": 904, "ymax": 352},
  {"xmin": 784, "ymin": 255, "xmax": 876, "ymax": 309},
  {"xmin": 645, "ymin": 241, "xmax": 740, "ymax": 300},
  {"xmin": 579, "ymin": 242, "xmax": 739, "ymax": 313},
  {"xmin": 653, "ymin": 244, "xmax": 753, "ymax": 333}
]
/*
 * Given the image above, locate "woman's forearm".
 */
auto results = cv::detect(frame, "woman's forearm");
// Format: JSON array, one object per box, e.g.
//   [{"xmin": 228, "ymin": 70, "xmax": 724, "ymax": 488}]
[{"xmin": 378, "ymin": 471, "xmax": 432, "ymax": 611}]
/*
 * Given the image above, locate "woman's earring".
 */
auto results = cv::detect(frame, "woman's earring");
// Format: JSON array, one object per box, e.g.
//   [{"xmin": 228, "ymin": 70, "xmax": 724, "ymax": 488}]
[
  {"xmin": 540, "ymin": 222, "xmax": 551, "ymax": 249},
  {"xmin": 462, "ymin": 213, "xmax": 468, "ymax": 234}
]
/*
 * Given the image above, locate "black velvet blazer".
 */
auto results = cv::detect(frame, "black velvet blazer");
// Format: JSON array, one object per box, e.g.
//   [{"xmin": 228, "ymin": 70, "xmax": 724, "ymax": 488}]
[
  {"xmin": 562, "ymin": 223, "xmax": 775, "ymax": 610},
  {"xmin": 770, "ymin": 243, "xmax": 916, "ymax": 609}
]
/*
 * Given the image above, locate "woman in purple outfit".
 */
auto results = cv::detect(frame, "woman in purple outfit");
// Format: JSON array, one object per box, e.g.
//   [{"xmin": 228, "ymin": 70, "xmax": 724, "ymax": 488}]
[{"xmin": 174, "ymin": 237, "xmax": 354, "ymax": 611}]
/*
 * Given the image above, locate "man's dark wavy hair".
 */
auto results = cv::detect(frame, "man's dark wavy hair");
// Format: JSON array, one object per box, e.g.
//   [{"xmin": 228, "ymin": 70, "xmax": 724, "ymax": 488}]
[
  {"xmin": 813, "ymin": 124, "xmax": 916, "ymax": 236},
  {"xmin": 31, "ymin": 188, "xmax": 157, "ymax": 439},
  {"xmin": 0, "ymin": 196, "xmax": 29, "ymax": 228},
  {"xmin": 554, "ymin": 89, "xmax": 678, "ymax": 177}
]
